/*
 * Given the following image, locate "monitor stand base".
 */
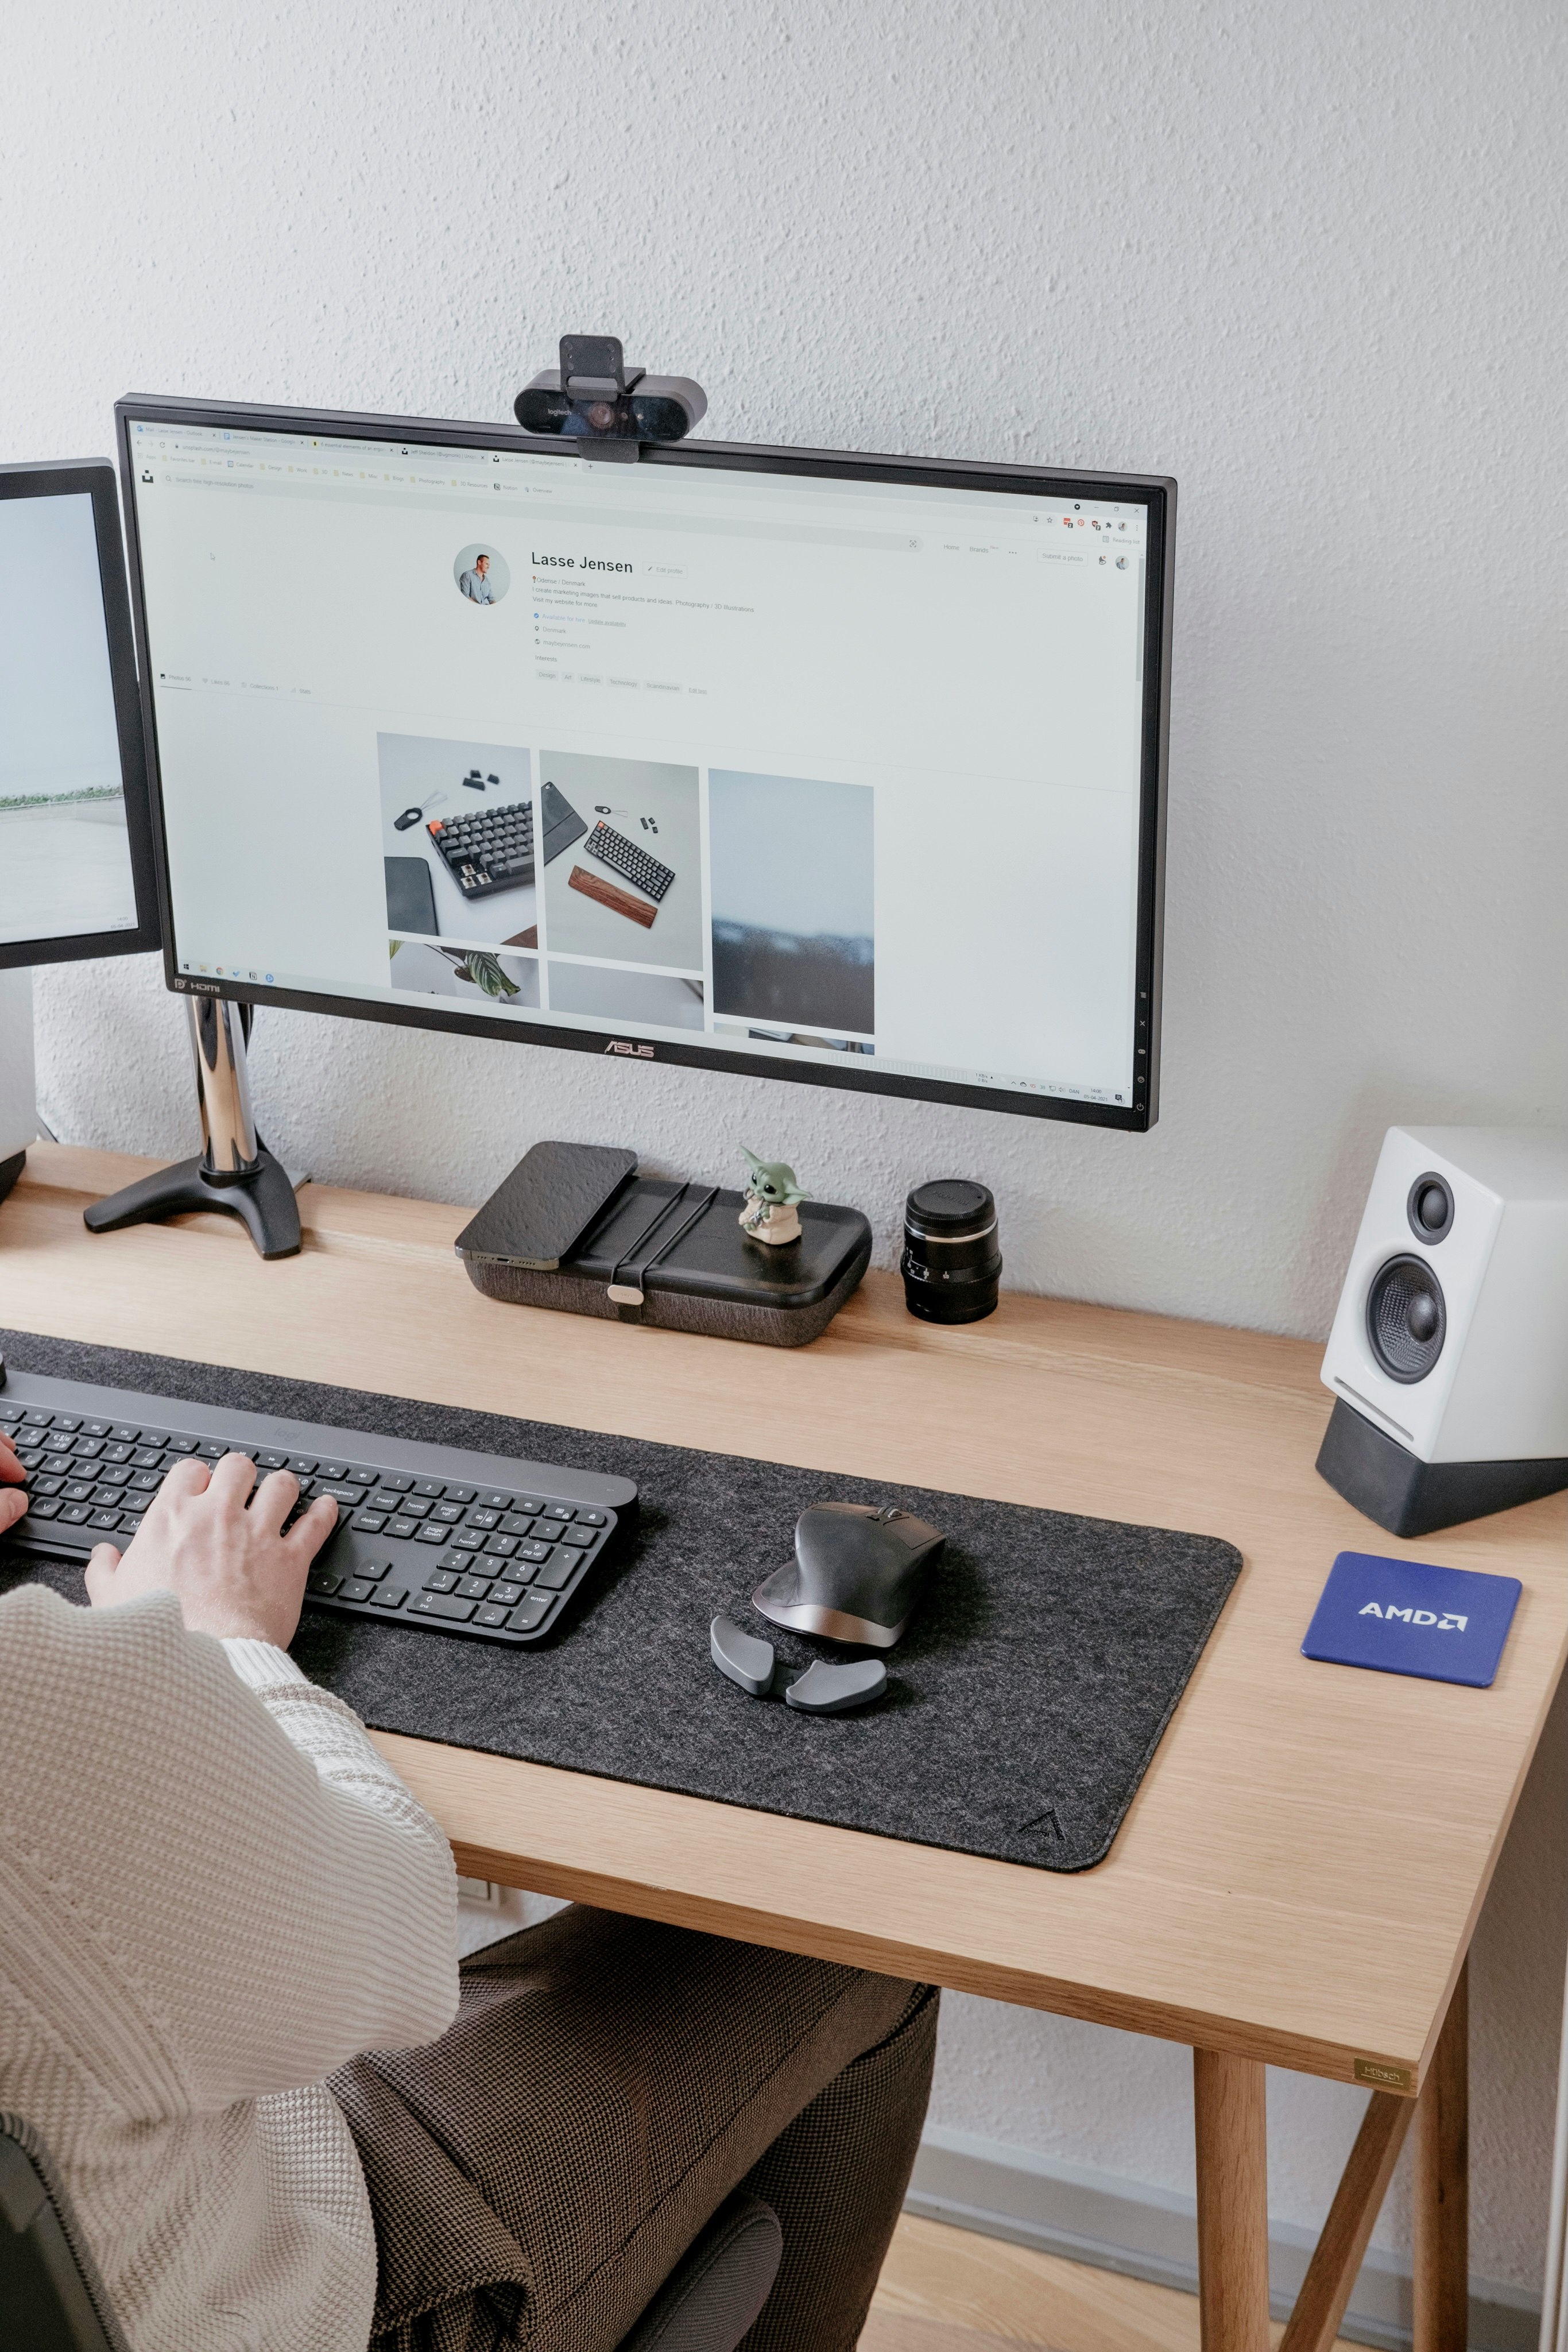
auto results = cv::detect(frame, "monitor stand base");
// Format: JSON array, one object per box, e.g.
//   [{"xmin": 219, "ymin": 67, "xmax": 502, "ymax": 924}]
[
  {"xmin": 84, "ymin": 1148, "xmax": 302, "ymax": 1259},
  {"xmin": 82, "ymin": 996, "xmax": 303, "ymax": 1260}
]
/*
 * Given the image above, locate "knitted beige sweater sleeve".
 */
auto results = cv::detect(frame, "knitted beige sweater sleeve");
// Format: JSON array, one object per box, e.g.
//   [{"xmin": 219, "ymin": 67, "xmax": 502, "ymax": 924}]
[{"xmin": 0, "ymin": 1583, "xmax": 459, "ymax": 2352}]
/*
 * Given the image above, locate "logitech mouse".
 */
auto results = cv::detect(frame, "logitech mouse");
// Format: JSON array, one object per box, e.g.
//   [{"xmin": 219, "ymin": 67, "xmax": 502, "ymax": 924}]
[{"xmin": 752, "ymin": 1500, "xmax": 945, "ymax": 1650}]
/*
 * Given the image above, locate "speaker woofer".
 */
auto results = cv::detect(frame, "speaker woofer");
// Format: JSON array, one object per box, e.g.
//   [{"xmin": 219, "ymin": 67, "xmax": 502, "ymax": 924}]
[{"xmin": 1366, "ymin": 1254, "xmax": 1446, "ymax": 1383}]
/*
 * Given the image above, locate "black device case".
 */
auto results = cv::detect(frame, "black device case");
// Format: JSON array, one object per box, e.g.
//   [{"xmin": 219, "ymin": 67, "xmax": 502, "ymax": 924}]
[{"xmin": 456, "ymin": 1142, "xmax": 870, "ymax": 1347}]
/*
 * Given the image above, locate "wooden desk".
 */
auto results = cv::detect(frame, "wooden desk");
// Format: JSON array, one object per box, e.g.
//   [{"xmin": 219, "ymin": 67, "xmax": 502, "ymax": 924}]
[{"xmin": 6, "ymin": 1143, "xmax": 1563, "ymax": 2352}]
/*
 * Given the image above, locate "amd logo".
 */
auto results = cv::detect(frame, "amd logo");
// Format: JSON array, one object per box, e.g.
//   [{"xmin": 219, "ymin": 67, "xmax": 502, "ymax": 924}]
[
  {"xmin": 1358, "ymin": 1603, "xmax": 1468, "ymax": 1631},
  {"xmin": 604, "ymin": 1038, "xmax": 655, "ymax": 1059}
]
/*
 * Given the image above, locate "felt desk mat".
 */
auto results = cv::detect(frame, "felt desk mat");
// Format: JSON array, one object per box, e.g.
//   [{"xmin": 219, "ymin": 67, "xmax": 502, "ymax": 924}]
[{"xmin": 0, "ymin": 1329, "xmax": 1244, "ymax": 1873}]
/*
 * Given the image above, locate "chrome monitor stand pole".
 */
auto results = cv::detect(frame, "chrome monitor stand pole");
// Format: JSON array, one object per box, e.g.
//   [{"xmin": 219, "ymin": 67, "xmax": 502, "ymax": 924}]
[{"xmin": 83, "ymin": 997, "xmax": 303, "ymax": 1260}]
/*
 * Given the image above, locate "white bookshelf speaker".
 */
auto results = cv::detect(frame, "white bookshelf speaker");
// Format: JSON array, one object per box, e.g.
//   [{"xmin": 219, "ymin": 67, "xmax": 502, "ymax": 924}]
[
  {"xmin": 0, "ymin": 967, "xmax": 36, "ymax": 1205},
  {"xmin": 1318, "ymin": 1126, "xmax": 1568, "ymax": 1537}
]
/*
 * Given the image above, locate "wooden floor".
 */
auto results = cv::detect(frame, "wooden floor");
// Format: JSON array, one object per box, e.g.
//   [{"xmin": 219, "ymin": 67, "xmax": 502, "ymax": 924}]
[{"xmin": 866, "ymin": 2219, "xmax": 1357, "ymax": 2352}]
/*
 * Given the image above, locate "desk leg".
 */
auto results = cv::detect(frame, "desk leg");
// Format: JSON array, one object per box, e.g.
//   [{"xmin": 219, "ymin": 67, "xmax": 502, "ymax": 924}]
[
  {"xmin": 1194, "ymin": 2048, "xmax": 1271, "ymax": 2352},
  {"xmin": 1414, "ymin": 1960, "xmax": 1469, "ymax": 2352}
]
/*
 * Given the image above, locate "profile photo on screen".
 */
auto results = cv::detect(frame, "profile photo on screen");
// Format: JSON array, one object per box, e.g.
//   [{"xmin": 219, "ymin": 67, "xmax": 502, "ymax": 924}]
[{"xmin": 453, "ymin": 544, "xmax": 509, "ymax": 605}]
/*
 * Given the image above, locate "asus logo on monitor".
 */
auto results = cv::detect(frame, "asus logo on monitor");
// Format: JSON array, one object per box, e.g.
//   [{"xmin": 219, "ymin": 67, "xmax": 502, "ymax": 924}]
[{"xmin": 605, "ymin": 1038, "xmax": 655, "ymax": 1059}]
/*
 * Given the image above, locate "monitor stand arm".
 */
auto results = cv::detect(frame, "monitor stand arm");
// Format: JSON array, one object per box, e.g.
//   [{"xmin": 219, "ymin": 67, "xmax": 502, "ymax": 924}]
[{"xmin": 84, "ymin": 998, "xmax": 303, "ymax": 1260}]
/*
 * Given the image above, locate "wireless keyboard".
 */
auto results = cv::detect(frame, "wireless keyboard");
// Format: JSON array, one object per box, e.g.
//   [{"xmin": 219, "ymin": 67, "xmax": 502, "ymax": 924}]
[
  {"xmin": 0, "ymin": 1368, "xmax": 636, "ymax": 1648},
  {"xmin": 427, "ymin": 799, "xmax": 535, "ymax": 900},
  {"xmin": 586, "ymin": 821, "xmax": 676, "ymax": 902}
]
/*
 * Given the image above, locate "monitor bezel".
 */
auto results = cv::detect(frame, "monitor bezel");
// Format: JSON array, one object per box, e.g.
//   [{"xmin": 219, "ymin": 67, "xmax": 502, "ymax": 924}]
[
  {"xmin": 0, "ymin": 459, "xmax": 162, "ymax": 971},
  {"xmin": 116, "ymin": 393, "xmax": 1173, "ymax": 1129}
]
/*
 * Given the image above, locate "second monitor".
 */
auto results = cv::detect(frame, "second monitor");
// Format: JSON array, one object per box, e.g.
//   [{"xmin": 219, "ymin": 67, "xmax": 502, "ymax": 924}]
[{"xmin": 118, "ymin": 398, "xmax": 1174, "ymax": 1128}]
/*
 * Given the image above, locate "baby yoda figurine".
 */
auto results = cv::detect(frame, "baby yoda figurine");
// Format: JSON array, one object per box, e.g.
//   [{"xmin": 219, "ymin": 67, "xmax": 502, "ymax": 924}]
[{"xmin": 739, "ymin": 1147, "xmax": 809, "ymax": 1246}]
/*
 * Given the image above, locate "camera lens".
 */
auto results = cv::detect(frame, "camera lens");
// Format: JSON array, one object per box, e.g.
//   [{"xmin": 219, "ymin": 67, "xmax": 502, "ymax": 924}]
[{"xmin": 901, "ymin": 1179, "xmax": 1001, "ymax": 1325}]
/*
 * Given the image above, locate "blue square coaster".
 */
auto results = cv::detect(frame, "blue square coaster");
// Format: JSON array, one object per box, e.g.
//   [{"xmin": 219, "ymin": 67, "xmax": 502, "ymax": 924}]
[{"xmin": 1302, "ymin": 1552, "xmax": 1521, "ymax": 1689}]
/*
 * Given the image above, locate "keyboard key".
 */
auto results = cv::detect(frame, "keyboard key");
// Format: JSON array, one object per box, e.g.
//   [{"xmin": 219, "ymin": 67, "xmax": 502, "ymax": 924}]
[
  {"xmin": 385, "ymin": 1517, "xmax": 418, "ymax": 1540},
  {"xmin": 453, "ymin": 1529, "xmax": 486, "ymax": 1551},
  {"xmin": 338, "ymin": 1579, "xmax": 374, "ymax": 1603},
  {"xmin": 377, "ymin": 1472, "xmax": 413, "ymax": 1492},
  {"xmin": 369, "ymin": 1491, "xmax": 405, "ymax": 1514},
  {"xmin": 456, "ymin": 1575, "xmax": 493, "ymax": 1600},
  {"xmin": 402, "ymin": 1497, "xmax": 432, "ymax": 1519},
  {"xmin": 475, "ymin": 1604, "xmax": 509, "ymax": 1627},
  {"xmin": 138, "ymin": 1430, "xmax": 170, "ymax": 1447},
  {"xmin": 490, "ymin": 1580, "xmax": 526, "ymax": 1606},
  {"xmin": 33, "ymin": 1476, "xmax": 64, "ymax": 1496},
  {"xmin": 196, "ymin": 1441, "xmax": 229, "ymax": 1460},
  {"xmin": 0, "ymin": 1402, "xmax": 21, "ymax": 1421},
  {"xmin": 28, "ymin": 1497, "xmax": 61, "ymax": 1519},
  {"xmin": 540, "ymin": 1503, "xmax": 574, "ymax": 1522},
  {"xmin": 257, "ymin": 1449, "xmax": 289, "ymax": 1469},
  {"xmin": 84, "ymin": 1421, "xmax": 113, "ymax": 1438},
  {"xmin": 42, "ymin": 1431, "xmax": 74, "ymax": 1453},
  {"xmin": 22, "ymin": 1409, "xmax": 54, "ymax": 1425},
  {"xmin": 483, "ymin": 1533, "xmax": 518, "ymax": 1558},
  {"xmin": 102, "ymin": 1444, "xmax": 134, "ymax": 1464},
  {"xmin": 287, "ymin": 1456, "xmax": 318, "ymax": 1475},
  {"xmin": 319, "ymin": 1463, "xmax": 349, "ymax": 1481},
  {"xmin": 89, "ymin": 1510, "xmax": 124, "ymax": 1531},
  {"xmin": 52, "ymin": 1414, "xmax": 82, "ymax": 1432},
  {"xmin": 60, "ymin": 1505, "xmax": 93, "ymax": 1525},
  {"xmin": 412, "ymin": 1592, "xmax": 477, "ymax": 1623},
  {"xmin": 560, "ymin": 1525, "xmax": 595, "ymax": 1548},
  {"xmin": 507, "ymin": 1594, "xmax": 551, "ymax": 1631},
  {"xmin": 369, "ymin": 1585, "xmax": 408, "ymax": 1609},
  {"xmin": 307, "ymin": 1571, "xmax": 343, "ymax": 1593},
  {"xmin": 354, "ymin": 1559, "xmax": 389, "ymax": 1583},
  {"xmin": 130, "ymin": 1470, "xmax": 162, "ymax": 1490},
  {"xmin": 421, "ymin": 1569, "xmax": 458, "ymax": 1593},
  {"xmin": 513, "ymin": 1496, "xmax": 547, "ymax": 1515},
  {"xmin": 500, "ymin": 1513, "xmax": 535, "ymax": 1536},
  {"xmin": 576, "ymin": 1510, "xmax": 609, "ymax": 1528},
  {"xmin": 342, "ymin": 1467, "xmax": 374, "ymax": 1485},
  {"xmin": 314, "ymin": 1482, "xmax": 364, "ymax": 1506},
  {"xmin": 518, "ymin": 1541, "xmax": 551, "ymax": 1564},
  {"xmin": 63, "ymin": 1481, "xmax": 94, "ymax": 1502},
  {"xmin": 98, "ymin": 1465, "xmax": 133, "ymax": 1486},
  {"xmin": 415, "ymin": 1524, "xmax": 448, "ymax": 1545},
  {"xmin": 413, "ymin": 1478, "xmax": 446, "ymax": 1498},
  {"xmin": 351, "ymin": 1510, "xmax": 388, "ymax": 1533},
  {"xmin": 480, "ymin": 1491, "xmax": 511, "ymax": 1511},
  {"xmin": 165, "ymin": 1436, "xmax": 198, "ymax": 1454},
  {"xmin": 469, "ymin": 1508, "xmax": 499, "ymax": 1531},
  {"xmin": 130, "ymin": 1448, "xmax": 162, "ymax": 1468},
  {"xmin": 73, "ymin": 1438, "xmax": 104, "ymax": 1459},
  {"xmin": 535, "ymin": 1557, "xmax": 575, "ymax": 1590},
  {"xmin": 433, "ymin": 1502, "xmax": 466, "ymax": 1524},
  {"xmin": 443, "ymin": 1485, "xmax": 476, "ymax": 1504},
  {"xmin": 111, "ymin": 1425, "xmax": 140, "ymax": 1444},
  {"xmin": 92, "ymin": 1484, "xmax": 126, "ymax": 1506},
  {"xmin": 121, "ymin": 1514, "xmax": 145, "ymax": 1535}
]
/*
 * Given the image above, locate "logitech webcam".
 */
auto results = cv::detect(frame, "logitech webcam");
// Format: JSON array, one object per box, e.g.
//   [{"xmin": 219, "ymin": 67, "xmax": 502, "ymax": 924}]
[{"xmin": 514, "ymin": 335, "xmax": 707, "ymax": 462}]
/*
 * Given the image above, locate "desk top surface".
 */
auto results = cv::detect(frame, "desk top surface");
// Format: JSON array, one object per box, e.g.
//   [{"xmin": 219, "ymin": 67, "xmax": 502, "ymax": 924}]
[{"xmin": 6, "ymin": 1143, "xmax": 1564, "ymax": 2090}]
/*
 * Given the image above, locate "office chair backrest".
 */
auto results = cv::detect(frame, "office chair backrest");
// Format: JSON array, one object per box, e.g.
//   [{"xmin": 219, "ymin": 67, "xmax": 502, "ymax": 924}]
[{"xmin": 0, "ymin": 2114, "xmax": 129, "ymax": 2352}]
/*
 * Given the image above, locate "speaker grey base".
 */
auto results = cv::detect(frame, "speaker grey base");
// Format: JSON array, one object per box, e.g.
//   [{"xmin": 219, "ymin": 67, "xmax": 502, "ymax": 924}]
[
  {"xmin": 1316, "ymin": 1396, "xmax": 1568, "ymax": 1538},
  {"xmin": 0, "ymin": 1150, "xmax": 24, "ymax": 1209}
]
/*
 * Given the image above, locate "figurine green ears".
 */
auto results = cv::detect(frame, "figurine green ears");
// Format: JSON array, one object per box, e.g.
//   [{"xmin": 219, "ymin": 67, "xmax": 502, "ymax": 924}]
[{"xmin": 739, "ymin": 1147, "xmax": 809, "ymax": 1246}]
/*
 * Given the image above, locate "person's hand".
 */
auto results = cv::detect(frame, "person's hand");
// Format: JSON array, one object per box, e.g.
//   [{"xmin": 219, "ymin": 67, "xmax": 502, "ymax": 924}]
[
  {"xmin": 0, "ymin": 1430, "xmax": 27, "ymax": 1536},
  {"xmin": 84, "ymin": 1453, "xmax": 339, "ymax": 1646}
]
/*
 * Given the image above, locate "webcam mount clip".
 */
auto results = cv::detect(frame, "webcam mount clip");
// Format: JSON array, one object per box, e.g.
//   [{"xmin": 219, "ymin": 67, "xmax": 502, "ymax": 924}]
[{"xmin": 514, "ymin": 335, "xmax": 706, "ymax": 462}]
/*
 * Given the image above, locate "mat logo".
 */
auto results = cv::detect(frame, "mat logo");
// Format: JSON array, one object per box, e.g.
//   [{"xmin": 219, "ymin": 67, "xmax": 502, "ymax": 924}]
[
  {"xmin": 1358, "ymin": 1603, "xmax": 1468, "ymax": 1631},
  {"xmin": 604, "ymin": 1038, "xmax": 655, "ymax": 1059}
]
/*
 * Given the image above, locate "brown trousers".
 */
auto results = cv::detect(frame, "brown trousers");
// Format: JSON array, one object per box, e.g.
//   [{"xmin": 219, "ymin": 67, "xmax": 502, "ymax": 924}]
[{"xmin": 331, "ymin": 1905, "xmax": 938, "ymax": 2352}]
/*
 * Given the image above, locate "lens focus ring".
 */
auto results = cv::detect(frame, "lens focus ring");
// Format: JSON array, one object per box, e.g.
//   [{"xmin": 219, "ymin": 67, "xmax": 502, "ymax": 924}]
[{"xmin": 1366, "ymin": 1254, "xmax": 1446, "ymax": 1384}]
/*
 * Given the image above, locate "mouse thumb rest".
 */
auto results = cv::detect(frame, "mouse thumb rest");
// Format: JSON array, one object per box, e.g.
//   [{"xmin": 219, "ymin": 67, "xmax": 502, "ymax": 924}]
[{"xmin": 749, "ymin": 1566, "xmax": 907, "ymax": 1649}]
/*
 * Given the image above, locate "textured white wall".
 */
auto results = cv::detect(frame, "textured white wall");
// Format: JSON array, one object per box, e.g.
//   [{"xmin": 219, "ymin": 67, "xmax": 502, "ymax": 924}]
[{"xmin": 5, "ymin": 0, "xmax": 1565, "ymax": 2299}]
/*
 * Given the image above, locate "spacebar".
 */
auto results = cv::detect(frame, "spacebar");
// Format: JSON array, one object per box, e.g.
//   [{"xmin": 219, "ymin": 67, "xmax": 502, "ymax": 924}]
[{"xmin": 5, "ymin": 1525, "xmax": 94, "ymax": 1555}]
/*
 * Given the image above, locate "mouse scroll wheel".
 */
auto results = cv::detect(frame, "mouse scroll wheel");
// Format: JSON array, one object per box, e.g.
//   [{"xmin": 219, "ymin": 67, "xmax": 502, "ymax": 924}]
[{"xmin": 875, "ymin": 1506, "xmax": 902, "ymax": 1524}]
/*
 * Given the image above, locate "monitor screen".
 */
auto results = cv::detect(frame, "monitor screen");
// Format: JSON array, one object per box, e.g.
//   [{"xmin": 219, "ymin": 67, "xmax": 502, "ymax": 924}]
[
  {"xmin": 119, "ymin": 401, "xmax": 1172, "ymax": 1125},
  {"xmin": 0, "ymin": 465, "xmax": 156, "ymax": 965}
]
